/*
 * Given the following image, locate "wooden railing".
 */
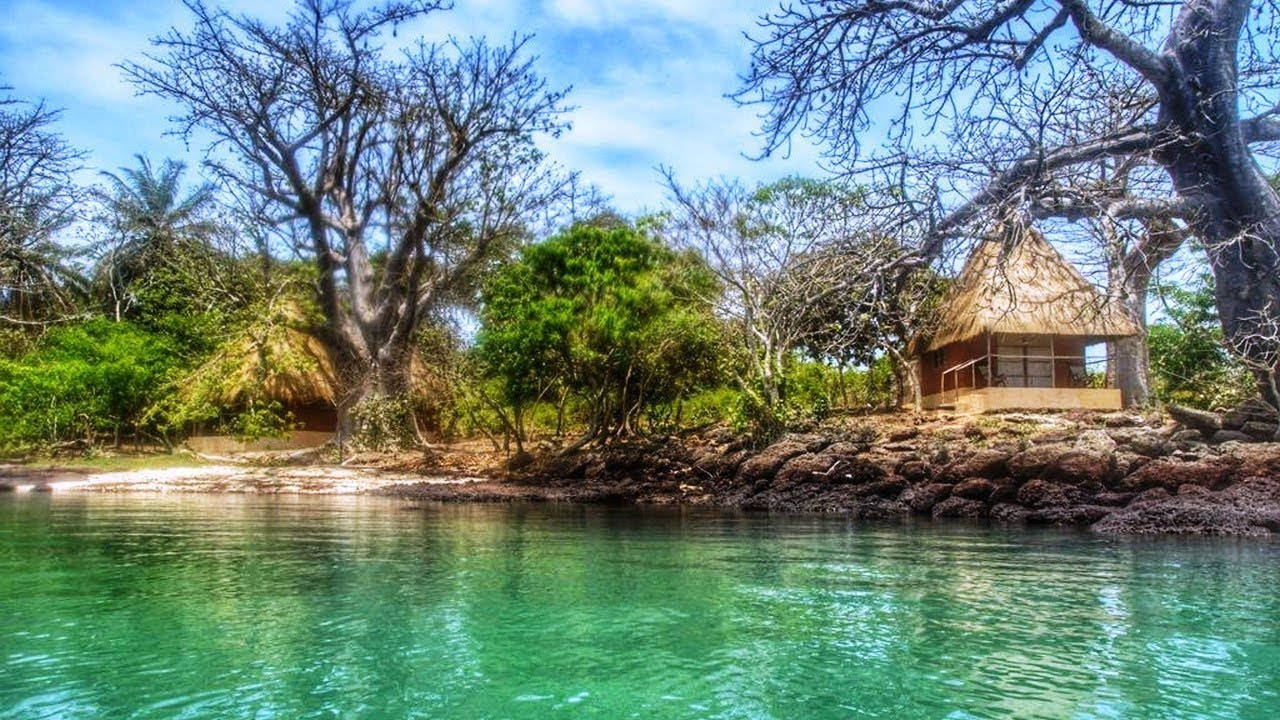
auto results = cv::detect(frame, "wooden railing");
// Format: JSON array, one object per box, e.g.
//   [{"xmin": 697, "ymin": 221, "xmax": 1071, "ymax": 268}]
[{"xmin": 937, "ymin": 353, "xmax": 1108, "ymax": 403}]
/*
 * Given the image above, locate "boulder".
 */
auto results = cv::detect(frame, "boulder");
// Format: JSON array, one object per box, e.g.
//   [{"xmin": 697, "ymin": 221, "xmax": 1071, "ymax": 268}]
[
  {"xmin": 988, "ymin": 477, "xmax": 1021, "ymax": 503},
  {"xmin": 901, "ymin": 483, "xmax": 953, "ymax": 514},
  {"xmin": 1242, "ymin": 421, "xmax": 1279, "ymax": 441},
  {"xmin": 1008, "ymin": 444, "xmax": 1067, "ymax": 480},
  {"xmin": 940, "ymin": 449, "xmax": 1010, "ymax": 482},
  {"xmin": 898, "ymin": 460, "xmax": 931, "ymax": 483},
  {"xmin": 1028, "ymin": 505, "xmax": 1113, "ymax": 526},
  {"xmin": 736, "ymin": 441, "xmax": 809, "ymax": 482},
  {"xmin": 952, "ymin": 477, "xmax": 997, "ymax": 501},
  {"xmin": 1016, "ymin": 479, "xmax": 1084, "ymax": 509},
  {"xmin": 1093, "ymin": 491, "xmax": 1135, "ymax": 507},
  {"xmin": 990, "ymin": 503, "xmax": 1031, "ymax": 523},
  {"xmin": 1166, "ymin": 405, "xmax": 1223, "ymax": 436},
  {"xmin": 1120, "ymin": 458, "xmax": 1233, "ymax": 492},
  {"xmin": 826, "ymin": 457, "xmax": 889, "ymax": 485},
  {"xmin": 888, "ymin": 427, "xmax": 920, "ymax": 442},
  {"xmin": 1044, "ymin": 449, "xmax": 1113, "ymax": 485},
  {"xmin": 1108, "ymin": 428, "xmax": 1173, "ymax": 458},
  {"xmin": 772, "ymin": 452, "xmax": 838, "ymax": 487},
  {"xmin": 853, "ymin": 475, "xmax": 908, "ymax": 498},
  {"xmin": 1210, "ymin": 430, "xmax": 1254, "ymax": 445},
  {"xmin": 1171, "ymin": 429, "xmax": 1205, "ymax": 444},
  {"xmin": 1092, "ymin": 481, "xmax": 1280, "ymax": 536},
  {"xmin": 931, "ymin": 496, "xmax": 987, "ymax": 519}
]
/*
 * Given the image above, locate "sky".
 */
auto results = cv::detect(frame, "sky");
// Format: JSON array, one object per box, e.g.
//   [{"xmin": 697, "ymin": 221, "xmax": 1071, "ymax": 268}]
[{"xmin": 0, "ymin": 0, "xmax": 826, "ymax": 214}]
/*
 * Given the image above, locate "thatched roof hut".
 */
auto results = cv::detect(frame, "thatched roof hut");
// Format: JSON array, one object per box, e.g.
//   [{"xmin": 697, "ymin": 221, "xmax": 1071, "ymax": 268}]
[
  {"xmin": 911, "ymin": 226, "xmax": 1140, "ymax": 412},
  {"xmin": 176, "ymin": 298, "xmax": 340, "ymax": 432},
  {"xmin": 923, "ymin": 226, "xmax": 1139, "ymax": 352}
]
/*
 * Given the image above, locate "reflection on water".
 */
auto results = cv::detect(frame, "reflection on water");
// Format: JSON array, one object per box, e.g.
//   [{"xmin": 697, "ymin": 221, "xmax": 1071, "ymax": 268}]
[{"xmin": 1, "ymin": 494, "xmax": 1278, "ymax": 719}]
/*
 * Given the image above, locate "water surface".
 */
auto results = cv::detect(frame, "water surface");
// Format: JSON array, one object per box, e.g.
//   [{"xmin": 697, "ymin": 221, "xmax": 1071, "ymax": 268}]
[{"xmin": 1, "ymin": 494, "xmax": 1278, "ymax": 719}]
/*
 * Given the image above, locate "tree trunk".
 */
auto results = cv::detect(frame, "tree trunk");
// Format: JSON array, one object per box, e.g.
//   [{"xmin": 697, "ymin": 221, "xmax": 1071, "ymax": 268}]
[{"xmin": 1159, "ymin": 0, "xmax": 1280, "ymax": 408}]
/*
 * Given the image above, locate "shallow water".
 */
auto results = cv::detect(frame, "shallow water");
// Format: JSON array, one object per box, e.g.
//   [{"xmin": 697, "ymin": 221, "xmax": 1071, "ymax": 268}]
[{"xmin": 1, "ymin": 494, "xmax": 1277, "ymax": 719}]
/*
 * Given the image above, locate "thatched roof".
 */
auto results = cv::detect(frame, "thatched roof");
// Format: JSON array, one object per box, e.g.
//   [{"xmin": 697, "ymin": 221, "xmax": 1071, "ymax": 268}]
[
  {"xmin": 179, "ymin": 299, "xmax": 339, "ymax": 409},
  {"xmin": 921, "ymin": 226, "xmax": 1139, "ymax": 352}
]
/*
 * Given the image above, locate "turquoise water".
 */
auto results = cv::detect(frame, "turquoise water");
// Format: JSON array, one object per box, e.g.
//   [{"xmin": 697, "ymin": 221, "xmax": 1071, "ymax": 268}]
[{"xmin": 1, "ymin": 495, "xmax": 1278, "ymax": 719}]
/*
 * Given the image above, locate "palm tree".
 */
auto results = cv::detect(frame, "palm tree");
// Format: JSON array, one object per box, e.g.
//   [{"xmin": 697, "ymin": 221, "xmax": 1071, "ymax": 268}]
[{"xmin": 95, "ymin": 155, "xmax": 219, "ymax": 320}]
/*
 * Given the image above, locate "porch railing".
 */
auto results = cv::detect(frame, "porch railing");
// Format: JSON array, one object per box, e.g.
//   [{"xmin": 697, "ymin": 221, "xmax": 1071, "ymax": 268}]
[{"xmin": 936, "ymin": 352, "xmax": 1110, "ymax": 404}]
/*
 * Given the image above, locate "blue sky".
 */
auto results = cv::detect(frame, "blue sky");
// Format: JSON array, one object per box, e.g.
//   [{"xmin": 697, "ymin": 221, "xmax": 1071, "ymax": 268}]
[{"xmin": 0, "ymin": 0, "xmax": 825, "ymax": 213}]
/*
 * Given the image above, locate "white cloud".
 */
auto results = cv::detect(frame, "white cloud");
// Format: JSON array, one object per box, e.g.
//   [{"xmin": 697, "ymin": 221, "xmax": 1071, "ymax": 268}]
[{"xmin": 0, "ymin": 0, "xmax": 824, "ymax": 213}]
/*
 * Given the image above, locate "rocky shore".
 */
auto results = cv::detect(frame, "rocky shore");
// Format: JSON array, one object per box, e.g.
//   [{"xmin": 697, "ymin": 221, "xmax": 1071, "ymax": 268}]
[
  {"xmin": 386, "ymin": 405, "xmax": 1280, "ymax": 536},
  {"xmin": 7, "ymin": 405, "xmax": 1279, "ymax": 536}
]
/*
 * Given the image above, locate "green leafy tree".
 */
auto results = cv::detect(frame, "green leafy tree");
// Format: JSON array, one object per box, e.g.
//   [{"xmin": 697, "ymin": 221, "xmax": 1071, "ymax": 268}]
[
  {"xmin": 1148, "ymin": 275, "xmax": 1253, "ymax": 410},
  {"xmin": 476, "ymin": 223, "xmax": 723, "ymax": 449},
  {"xmin": 0, "ymin": 319, "xmax": 181, "ymax": 449}
]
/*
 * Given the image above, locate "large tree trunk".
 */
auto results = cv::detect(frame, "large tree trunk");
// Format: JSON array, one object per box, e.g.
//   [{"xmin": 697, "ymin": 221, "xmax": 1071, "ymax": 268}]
[
  {"xmin": 1159, "ymin": 0, "xmax": 1280, "ymax": 408},
  {"xmin": 1107, "ymin": 221, "xmax": 1183, "ymax": 408}
]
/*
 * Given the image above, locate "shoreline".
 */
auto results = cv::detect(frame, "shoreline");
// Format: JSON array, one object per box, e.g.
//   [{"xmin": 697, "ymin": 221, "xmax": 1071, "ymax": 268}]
[{"xmin": 4, "ymin": 410, "xmax": 1280, "ymax": 536}]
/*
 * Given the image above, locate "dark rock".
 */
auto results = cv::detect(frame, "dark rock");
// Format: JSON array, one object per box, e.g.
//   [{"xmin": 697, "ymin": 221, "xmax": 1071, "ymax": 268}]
[
  {"xmin": 989, "ymin": 503, "xmax": 1031, "ymax": 523},
  {"xmin": 857, "ymin": 497, "xmax": 911, "ymax": 520},
  {"xmin": 931, "ymin": 496, "xmax": 987, "ymax": 519},
  {"xmin": 1131, "ymin": 487, "xmax": 1172, "ymax": 504},
  {"xmin": 826, "ymin": 457, "xmax": 889, "ymax": 485},
  {"xmin": 1210, "ymin": 430, "xmax": 1254, "ymax": 445},
  {"xmin": 1242, "ymin": 421, "xmax": 1279, "ymax": 441},
  {"xmin": 1008, "ymin": 444, "xmax": 1067, "ymax": 480},
  {"xmin": 1178, "ymin": 483, "xmax": 1211, "ymax": 495},
  {"xmin": 988, "ymin": 477, "xmax": 1020, "ymax": 503},
  {"xmin": 1170, "ymin": 429, "xmax": 1205, "ymax": 444},
  {"xmin": 1120, "ymin": 458, "xmax": 1233, "ymax": 492},
  {"xmin": 772, "ymin": 453, "xmax": 837, "ymax": 487},
  {"xmin": 901, "ymin": 483, "xmax": 953, "ymax": 514},
  {"xmin": 898, "ymin": 460, "xmax": 931, "ymax": 483},
  {"xmin": 736, "ymin": 441, "xmax": 809, "ymax": 482},
  {"xmin": 0, "ymin": 481, "xmax": 15, "ymax": 492},
  {"xmin": 1045, "ymin": 450, "xmax": 1112, "ymax": 485},
  {"xmin": 940, "ymin": 449, "xmax": 1010, "ymax": 482},
  {"xmin": 1167, "ymin": 405, "xmax": 1223, "ymax": 436},
  {"xmin": 30, "ymin": 483, "xmax": 52, "ymax": 493},
  {"xmin": 888, "ymin": 427, "xmax": 920, "ymax": 442},
  {"xmin": 1093, "ymin": 491, "xmax": 1135, "ymax": 507},
  {"xmin": 1093, "ymin": 478, "xmax": 1280, "ymax": 536},
  {"xmin": 1016, "ymin": 479, "xmax": 1084, "ymax": 509},
  {"xmin": 1029, "ymin": 505, "xmax": 1113, "ymax": 526},
  {"xmin": 854, "ymin": 475, "xmax": 908, "ymax": 498},
  {"xmin": 952, "ymin": 477, "xmax": 996, "ymax": 500}
]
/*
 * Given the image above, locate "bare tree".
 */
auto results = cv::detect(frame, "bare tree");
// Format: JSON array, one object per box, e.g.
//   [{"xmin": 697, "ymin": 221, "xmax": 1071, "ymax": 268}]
[
  {"xmin": 664, "ymin": 173, "xmax": 935, "ymax": 410},
  {"xmin": 0, "ymin": 89, "xmax": 85, "ymax": 325},
  {"xmin": 123, "ymin": 0, "xmax": 568, "ymax": 437},
  {"xmin": 737, "ymin": 0, "xmax": 1280, "ymax": 409}
]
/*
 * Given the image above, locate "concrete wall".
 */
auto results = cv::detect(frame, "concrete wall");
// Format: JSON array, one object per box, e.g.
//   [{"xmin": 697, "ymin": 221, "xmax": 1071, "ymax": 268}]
[
  {"xmin": 186, "ymin": 431, "xmax": 333, "ymax": 455},
  {"xmin": 920, "ymin": 387, "xmax": 1122, "ymax": 413}
]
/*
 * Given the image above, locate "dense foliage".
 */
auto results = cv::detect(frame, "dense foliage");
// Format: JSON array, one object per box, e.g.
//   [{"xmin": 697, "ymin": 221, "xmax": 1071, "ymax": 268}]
[
  {"xmin": 1148, "ymin": 276, "xmax": 1253, "ymax": 410},
  {"xmin": 476, "ymin": 223, "xmax": 724, "ymax": 447},
  {"xmin": 0, "ymin": 320, "xmax": 180, "ymax": 449}
]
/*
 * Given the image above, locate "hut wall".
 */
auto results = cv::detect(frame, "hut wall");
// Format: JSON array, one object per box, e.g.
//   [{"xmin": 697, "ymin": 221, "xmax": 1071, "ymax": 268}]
[{"xmin": 918, "ymin": 333, "xmax": 989, "ymax": 396}]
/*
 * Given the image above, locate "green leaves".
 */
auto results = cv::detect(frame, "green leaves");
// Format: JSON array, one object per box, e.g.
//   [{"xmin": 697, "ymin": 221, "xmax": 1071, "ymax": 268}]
[
  {"xmin": 0, "ymin": 320, "xmax": 181, "ymax": 449},
  {"xmin": 476, "ymin": 222, "xmax": 724, "ymax": 440}
]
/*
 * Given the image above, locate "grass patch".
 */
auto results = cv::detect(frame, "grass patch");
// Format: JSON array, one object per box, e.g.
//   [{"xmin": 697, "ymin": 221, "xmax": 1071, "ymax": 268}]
[{"xmin": 17, "ymin": 452, "xmax": 214, "ymax": 473}]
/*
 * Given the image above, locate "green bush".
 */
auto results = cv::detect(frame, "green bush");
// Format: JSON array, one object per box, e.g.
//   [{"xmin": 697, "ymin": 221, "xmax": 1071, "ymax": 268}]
[{"xmin": 0, "ymin": 320, "xmax": 182, "ymax": 450}]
